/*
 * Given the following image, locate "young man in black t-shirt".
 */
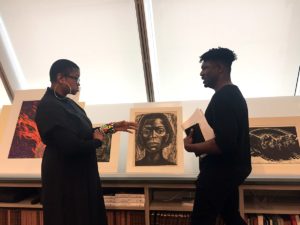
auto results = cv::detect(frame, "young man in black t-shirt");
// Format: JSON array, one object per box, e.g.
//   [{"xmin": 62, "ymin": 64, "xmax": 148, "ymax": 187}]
[{"xmin": 184, "ymin": 47, "xmax": 252, "ymax": 225}]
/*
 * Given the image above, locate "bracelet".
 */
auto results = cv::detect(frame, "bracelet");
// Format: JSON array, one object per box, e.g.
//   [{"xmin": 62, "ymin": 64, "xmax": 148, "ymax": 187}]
[{"xmin": 98, "ymin": 122, "xmax": 115, "ymax": 135}]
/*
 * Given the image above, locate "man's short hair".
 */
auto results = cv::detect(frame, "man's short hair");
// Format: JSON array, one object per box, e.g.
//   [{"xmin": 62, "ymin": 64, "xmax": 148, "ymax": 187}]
[
  {"xmin": 199, "ymin": 47, "xmax": 237, "ymax": 69},
  {"xmin": 49, "ymin": 59, "xmax": 79, "ymax": 82}
]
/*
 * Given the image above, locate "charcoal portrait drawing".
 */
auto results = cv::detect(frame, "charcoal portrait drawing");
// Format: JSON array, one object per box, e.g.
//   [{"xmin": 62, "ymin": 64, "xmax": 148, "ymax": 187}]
[{"xmin": 135, "ymin": 113, "xmax": 177, "ymax": 166}]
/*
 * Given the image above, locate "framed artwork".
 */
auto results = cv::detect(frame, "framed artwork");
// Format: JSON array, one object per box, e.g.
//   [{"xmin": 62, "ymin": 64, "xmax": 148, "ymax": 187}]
[
  {"xmin": 93, "ymin": 124, "xmax": 120, "ymax": 174},
  {"xmin": 126, "ymin": 106, "xmax": 184, "ymax": 174},
  {"xmin": 8, "ymin": 100, "xmax": 46, "ymax": 158},
  {"xmin": 0, "ymin": 105, "xmax": 12, "ymax": 146},
  {"xmin": 0, "ymin": 89, "xmax": 82, "ymax": 177},
  {"xmin": 0, "ymin": 89, "xmax": 46, "ymax": 177},
  {"xmin": 249, "ymin": 116, "xmax": 300, "ymax": 177}
]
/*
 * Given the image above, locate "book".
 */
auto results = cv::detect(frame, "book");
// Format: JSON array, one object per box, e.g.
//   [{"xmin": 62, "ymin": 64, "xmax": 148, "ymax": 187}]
[
  {"xmin": 182, "ymin": 108, "xmax": 214, "ymax": 142},
  {"xmin": 182, "ymin": 108, "xmax": 214, "ymax": 157},
  {"xmin": 114, "ymin": 193, "xmax": 145, "ymax": 198},
  {"xmin": 257, "ymin": 215, "xmax": 264, "ymax": 225},
  {"xmin": 181, "ymin": 200, "xmax": 194, "ymax": 207},
  {"xmin": 294, "ymin": 215, "xmax": 300, "ymax": 225},
  {"xmin": 291, "ymin": 215, "xmax": 297, "ymax": 225}
]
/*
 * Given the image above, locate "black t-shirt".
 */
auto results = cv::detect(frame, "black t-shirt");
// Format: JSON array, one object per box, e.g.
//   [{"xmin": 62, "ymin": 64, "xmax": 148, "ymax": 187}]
[{"xmin": 200, "ymin": 85, "xmax": 252, "ymax": 179}]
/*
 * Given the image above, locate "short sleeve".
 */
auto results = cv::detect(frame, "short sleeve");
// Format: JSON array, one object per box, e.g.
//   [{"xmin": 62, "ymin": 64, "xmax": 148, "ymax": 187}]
[{"xmin": 212, "ymin": 92, "xmax": 239, "ymax": 154}]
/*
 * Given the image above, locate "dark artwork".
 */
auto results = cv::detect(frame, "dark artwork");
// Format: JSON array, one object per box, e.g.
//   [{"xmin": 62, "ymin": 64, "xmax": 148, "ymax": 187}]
[
  {"xmin": 135, "ymin": 112, "xmax": 177, "ymax": 166},
  {"xmin": 8, "ymin": 100, "xmax": 45, "ymax": 158},
  {"xmin": 250, "ymin": 126, "xmax": 300, "ymax": 162},
  {"xmin": 96, "ymin": 134, "xmax": 112, "ymax": 162}
]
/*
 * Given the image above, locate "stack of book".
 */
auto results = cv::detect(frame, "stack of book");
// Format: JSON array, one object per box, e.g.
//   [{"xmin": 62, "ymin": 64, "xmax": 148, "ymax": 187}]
[{"xmin": 104, "ymin": 193, "xmax": 145, "ymax": 207}]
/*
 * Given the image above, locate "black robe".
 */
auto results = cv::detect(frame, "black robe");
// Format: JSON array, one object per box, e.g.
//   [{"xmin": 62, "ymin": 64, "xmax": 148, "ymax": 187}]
[{"xmin": 35, "ymin": 88, "xmax": 107, "ymax": 225}]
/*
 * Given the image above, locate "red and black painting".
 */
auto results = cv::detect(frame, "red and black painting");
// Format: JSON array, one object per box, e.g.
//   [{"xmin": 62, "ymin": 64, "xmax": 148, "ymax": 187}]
[{"xmin": 8, "ymin": 100, "xmax": 45, "ymax": 158}]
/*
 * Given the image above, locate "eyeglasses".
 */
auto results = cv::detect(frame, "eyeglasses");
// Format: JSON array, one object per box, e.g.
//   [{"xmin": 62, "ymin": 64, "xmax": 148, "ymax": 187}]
[{"xmin": 66, "ymin": 75, "xmax": 80, "ymax": 84}]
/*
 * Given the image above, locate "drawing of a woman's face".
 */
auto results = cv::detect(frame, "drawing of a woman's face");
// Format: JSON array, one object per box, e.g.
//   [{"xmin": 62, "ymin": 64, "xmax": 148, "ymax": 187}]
[{"xmin": 141, "ymin": 118, "xmax": 169, "ymax": 153}]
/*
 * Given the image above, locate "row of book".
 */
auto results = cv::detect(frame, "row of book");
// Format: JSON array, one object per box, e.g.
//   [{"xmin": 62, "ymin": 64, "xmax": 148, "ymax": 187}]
[
  {"xmin": 2, "ymin": 207, "xmax": 299, "ymax": 225},
  {"xmin": 106, "ymin": 210, "xmax": 145, "ymax": 225},
  {"xmin": 246, "ymin": 214, "xmax": 300, "ymax": 225},
  {"xmin": 150, "ymin": 211, "xmax": 192, "ymax": 225},
  {"xmin": 104, "ymin": 193, "xmax": 145, "ymax": 207},
  {"xmin": 0, "ymin": 208, "xmax": 145, "ymax": 225},
  {"xmin": 150, "ymin": 213, "xmax": 300, "ymax": 225},
  {"xmin": 0, "ymin": 208, "xmax": 43, "ymax": 225},
  {"xmin": 149, "ymin": 211, "xmax": 226, "ymax": 225}
]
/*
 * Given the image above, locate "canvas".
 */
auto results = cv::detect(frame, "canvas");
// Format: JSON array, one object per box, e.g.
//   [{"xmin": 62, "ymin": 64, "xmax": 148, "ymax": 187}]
[
  {"xmin": 0, "ymin": 105, "xmax": 11, "ymax": 147},
  {"xmin": 0, "ymin": 89, "xmax": 46, "ymax": 177},
  {"xmin": 8, "ymin": 100, "xmax": 45, "ymax": 158},
  {"xmin": 127, "ymin": 106, "xmax": 184, "ymax": 174},
  {"xmin": 0, "ymin": 89, "xmax": 81, "ymax": 177},
  {"xmin": 249, "ymin": 116, "xmax": 300, "ymax": 177},
  {"xmin": 93, "ymin": 124, "xmax": 120, "ymax": 174}
]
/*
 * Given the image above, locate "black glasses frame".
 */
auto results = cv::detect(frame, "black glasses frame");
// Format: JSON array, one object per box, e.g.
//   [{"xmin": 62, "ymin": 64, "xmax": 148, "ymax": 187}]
[{"xmin": 66, "ymin": 75, "xmax": 80, "ymax": 84}]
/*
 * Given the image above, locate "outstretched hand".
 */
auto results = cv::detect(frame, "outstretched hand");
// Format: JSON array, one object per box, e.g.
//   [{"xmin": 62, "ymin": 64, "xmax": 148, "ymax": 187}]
[{"xmin": 114, "ymin": 120, "xmax": 137, "ymax": 133}]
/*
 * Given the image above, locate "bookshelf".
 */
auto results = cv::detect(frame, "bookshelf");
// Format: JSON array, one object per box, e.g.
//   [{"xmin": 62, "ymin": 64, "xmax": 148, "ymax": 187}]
[
  {"xmin": 239, "ymin": 179, "xmax": 300, "ymax": 219},
  {"xmin": 0, "ymin": 177, "xmax": 300, "ymax": 225}
]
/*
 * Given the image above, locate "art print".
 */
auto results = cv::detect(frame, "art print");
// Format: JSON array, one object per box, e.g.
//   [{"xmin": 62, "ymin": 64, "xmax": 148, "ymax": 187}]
[
  {"xmin": 127, "ymin": 107, "xmax": 183, "ymax": 174},
  {"xmin": 250, "ymin": 126, "xmax": 300, "ymax": 163},
  {"xmin": 0, "ymin": 89, "xmax": 46, "ymax": 177},
  {"xmin": 249, "ymin": 116, "xmax": 300, "ymax": 177},
  {"xmin": 0, "ymin": 89, "xmax": 81, "ymax": 177},
  {"xmin": 8, "ymin": 100, "xmax": 45, "ymax": 158},
  {"xmin": 94, "ymin": 124, "xmax": 120, "ymax": 174}
]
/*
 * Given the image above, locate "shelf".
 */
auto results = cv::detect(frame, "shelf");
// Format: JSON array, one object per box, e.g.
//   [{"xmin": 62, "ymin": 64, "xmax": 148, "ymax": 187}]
[
  {"xmin": 105, "ymin": 205, "xmax": 145, "ymax": 211},
  {"xmin": 0, "ymin": 178, "xmax": 300, "ymax": 225},
  {"xmin": 0, "ymin": 197, "xmax": 42, "ymax": 209},
  {"xmin": 150, "ymin": 201, "xmax": 193, "ymax": 212},
  {"xmin": 244, "ymin": 201, "xmax": 300, "ymax": 214}
]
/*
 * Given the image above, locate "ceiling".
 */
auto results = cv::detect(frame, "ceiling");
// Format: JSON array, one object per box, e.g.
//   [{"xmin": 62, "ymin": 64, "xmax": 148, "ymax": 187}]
[{"xmin": 0, "ymin": 0, "xmax": 300, "ymax": 108}]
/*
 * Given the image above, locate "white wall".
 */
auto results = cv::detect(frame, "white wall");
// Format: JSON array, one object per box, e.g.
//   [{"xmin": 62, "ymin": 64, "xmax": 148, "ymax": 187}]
[
  {"xmin": 0, "ymin": 76, "xmax": 10, "ymax": 110},
  {"xmin": 151, "ymin": 0, "xmax": 300, "ymax": 101}
]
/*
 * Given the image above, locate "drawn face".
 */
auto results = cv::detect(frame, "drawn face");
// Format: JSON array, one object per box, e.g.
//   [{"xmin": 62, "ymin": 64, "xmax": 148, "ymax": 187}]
[{"xmin": 141, "ymin": 118, "xmax": 168, "ymax": 153}]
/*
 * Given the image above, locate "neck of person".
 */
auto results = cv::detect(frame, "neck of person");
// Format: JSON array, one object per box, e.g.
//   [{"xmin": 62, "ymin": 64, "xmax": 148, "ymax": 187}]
[
  {"xmin": 146, "ymin": 150, "xmax": 164, "ymax": 162},
  {"xmin": 214, "ymin": 79, "xmax": 233, "ymax": 92}
]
